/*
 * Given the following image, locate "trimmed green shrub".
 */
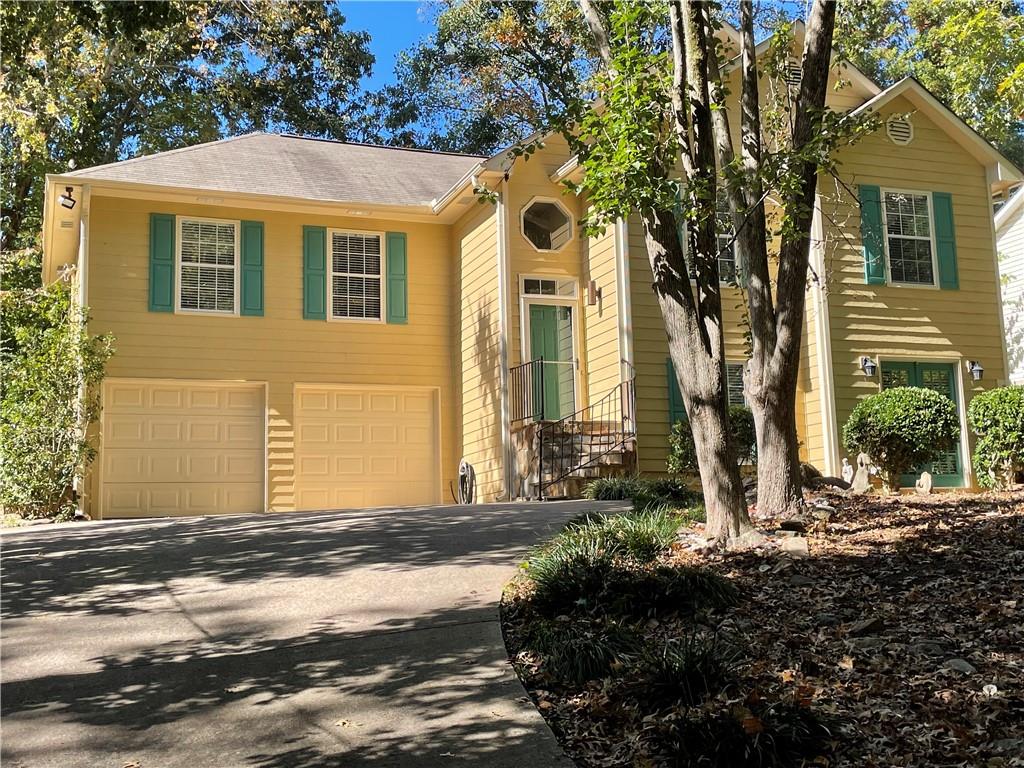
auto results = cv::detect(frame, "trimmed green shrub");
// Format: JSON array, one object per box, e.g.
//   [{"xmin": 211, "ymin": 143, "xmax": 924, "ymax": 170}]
[
  {"xmin": 1, "ymin": 284, "xmax": 113, "ymax": 518},
  {"xmin": 668, "ymin": 406, "xmax": 757, "ymax": 475},
  {"xmin": 968, "ymin": 386, "xmax": 1024, "ymax": 488},
  {"xmin": 842, "ymin": 387, "xmax": 959, "ymax": 491},
  {"xmin": 525, "ymin": 618, "xmax": 641, "ymax": 685}
]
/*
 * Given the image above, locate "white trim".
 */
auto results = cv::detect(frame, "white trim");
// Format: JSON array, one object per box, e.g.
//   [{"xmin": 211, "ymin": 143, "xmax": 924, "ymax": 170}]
[
  {"xmin": 614, "ymin": 217, "xmax": 634, "ymax": 370},
  {"xmin": 851, "ymin": 78, "xmax": 1023, "ymax": 186},
  {"xmin": 518, "ymin": 287, "xmax": 583, "ymax": 417},
  {"xmin": 987, "ymin": 196, "xmax": 1014, "ymax": 385},
  {"xmin": 325, "ymin": 227, "xmax": 387, "ymax": 324},
  {"xmin": 519, "ymin": 195, "xmax": 575, "ymax": 253},
  {"xmin": 518, "ymin": 273, "xmax": 579, "ymax": 299},
  {"xmin": 810, "ymin": 201, "xmax": 840, "ymax": 476},
  {"xmin": 995, "ymin": 185, "xmax": 1024, "ymax": 231},
  {"xmin": 496, "ymin": 182, "xmax": 513, "ymax": 501},
  {"xmin": 174, "ymin": 215, "xmax": 242, "ymax": 316},
  {"xmin": 879, "ymin": 188, "xmax": 940, "ymax": 289},
  {"xmin": 74, "ymin": 186, "xmax": 92, "ymax": 515}
]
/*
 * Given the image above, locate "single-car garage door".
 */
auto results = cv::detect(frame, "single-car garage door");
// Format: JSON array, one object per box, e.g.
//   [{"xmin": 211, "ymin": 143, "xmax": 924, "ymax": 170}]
[
  {"xmin": 100, "ymin": 379, "xmax": 265, "ymax": 518},
  {"xmin": 294, "ymin": 385, "xmax": 440, "ymax": 510}
]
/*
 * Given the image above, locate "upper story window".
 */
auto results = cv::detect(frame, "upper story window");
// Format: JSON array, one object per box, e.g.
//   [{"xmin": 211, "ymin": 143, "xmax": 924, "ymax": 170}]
[
  {"xmin": 882, "ymin": 190, "xmax": 936, "ymax": 286},
  {"xmin": 178, "ymin": 217, "xmax": 239, "ymax": 314},
  {"xmin": 522, "ymin": 198, "xmax": 573, "ymax": 252},
  {"xmin": 330, "ymin": 229, "xmax": 383, "ymax": 321}
]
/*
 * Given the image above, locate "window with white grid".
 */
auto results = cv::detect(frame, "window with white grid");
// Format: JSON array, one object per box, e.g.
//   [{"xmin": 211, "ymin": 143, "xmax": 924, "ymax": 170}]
[
  {"xmin": 330, "ymin": 230, "xmax": 383, "ymax": 320},
  {"xmin": 178, "ymin": 218, "xmax": 239, "ymax": 314},
  {"xmin": 883, "ymin": 191, "xmax": 936, "ymax": 286}
]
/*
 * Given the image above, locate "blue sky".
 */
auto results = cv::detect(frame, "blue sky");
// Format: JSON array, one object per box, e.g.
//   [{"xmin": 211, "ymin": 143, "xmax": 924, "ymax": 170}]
[{"xmin": 337, "ymin": 1, "xmax": 437, "ymax": 91}]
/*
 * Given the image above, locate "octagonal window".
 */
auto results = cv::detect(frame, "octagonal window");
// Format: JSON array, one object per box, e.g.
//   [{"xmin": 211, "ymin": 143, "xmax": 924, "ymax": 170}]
[{"xmin": 522, "ymin": 199, "xmax": 573, "ymax": 252}]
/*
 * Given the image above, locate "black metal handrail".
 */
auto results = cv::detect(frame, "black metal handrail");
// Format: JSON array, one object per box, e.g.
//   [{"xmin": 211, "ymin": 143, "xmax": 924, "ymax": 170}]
[
  {"xmin": 509, "ymin": 358, "xmax": 544, "ymax": 424},
  {"xmin": 537, "ymin": 359, "xmax": 637, "ymax": 498}
]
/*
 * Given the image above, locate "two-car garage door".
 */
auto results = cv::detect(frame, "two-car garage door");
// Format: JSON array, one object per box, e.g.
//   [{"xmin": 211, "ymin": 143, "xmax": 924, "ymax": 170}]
[{"xmin": 100, "ymin": 379, "xmax": 440, "ymax": 518}]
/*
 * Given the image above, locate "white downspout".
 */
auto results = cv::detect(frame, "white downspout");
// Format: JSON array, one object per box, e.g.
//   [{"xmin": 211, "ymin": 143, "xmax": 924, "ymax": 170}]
[
  {"xmin": 614, "ymin": 217, "xmax": 634, "ymax": 371},
  {"xmin": 74, "ymin": 185, "xmax": 91, "ymax": 517},
  {"xmin": 496, "ymin": 181, "xmax": 514, "ymax": 500},
  {"xmin": 811, "ymin": 199, "xmax": 840, "ymax": 476}
]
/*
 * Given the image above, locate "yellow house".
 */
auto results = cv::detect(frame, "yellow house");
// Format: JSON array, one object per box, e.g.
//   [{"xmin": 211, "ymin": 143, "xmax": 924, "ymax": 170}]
[{"xmin": 41, "ymin": 48, "xmax": 1021, "ymax": 518}]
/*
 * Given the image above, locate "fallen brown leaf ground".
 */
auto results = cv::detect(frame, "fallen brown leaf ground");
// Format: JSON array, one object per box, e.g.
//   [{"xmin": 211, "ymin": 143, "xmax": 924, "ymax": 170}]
[{"xmin": 503, "ymin": 490, "xmax": 1024, "ymax": 767}]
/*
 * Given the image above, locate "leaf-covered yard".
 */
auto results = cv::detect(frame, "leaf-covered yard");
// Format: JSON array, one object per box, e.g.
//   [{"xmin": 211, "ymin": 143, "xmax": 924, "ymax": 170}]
[{"xmin": 504, "ymin": 491, "xmax": 1024, "ymax": 767}]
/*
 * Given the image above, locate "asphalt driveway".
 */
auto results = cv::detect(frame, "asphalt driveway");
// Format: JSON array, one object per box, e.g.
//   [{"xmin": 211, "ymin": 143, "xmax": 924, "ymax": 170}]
[{"xmin": 1, "ymin": 501, "xmax": 623, "ymax": 767}]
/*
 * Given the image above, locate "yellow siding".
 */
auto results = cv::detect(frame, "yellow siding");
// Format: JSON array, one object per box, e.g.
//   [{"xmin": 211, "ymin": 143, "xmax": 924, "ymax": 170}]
[
  {"xmin": 582, "ymin": 213, "xmax": 621, "ymax": 404},
  {"xmin": 84, "ymin": 195, "xmax": 458, "ymax": 514},
  {"xmin": 822, "ymin": 94, "xmax": 1008, "ymax": 481},
  {"xmin": 454, "ymin": 201, "xmax": 506, "ymax": 501},
  {"xmin": 627, "ymin": 214, "xmax": 751, "ymax": 474},
  {"xmin": 506, "ymin": 136, "xmax": 584, "ymax": 374}
]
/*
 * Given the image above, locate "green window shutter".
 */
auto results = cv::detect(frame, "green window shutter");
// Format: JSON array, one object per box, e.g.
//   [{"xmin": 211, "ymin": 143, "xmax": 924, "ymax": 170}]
[
  {"xmin": 386, "ymin": 231, "xmax": 408, "ymax": 324},
  {"xmin": 240, "ymin": 220, "xmax": 264, "ymax": 316},
  {"xmin": 302, "ymin": 226, "xmax": 327, "ymax": 320},
  {"xmin": 149, "ymin": 213, "xmax": 175, "ymax": 312},
  {"xmin": 932, "ymin": 192, "xmax": 959, "ymax": 290},
  {"xmin": 666, "ymin": 357, "xmax": 686, "ymax": 425},
  {"xmin": 858, "ymin": 184, "xmax": 886, "ymax": 285}
]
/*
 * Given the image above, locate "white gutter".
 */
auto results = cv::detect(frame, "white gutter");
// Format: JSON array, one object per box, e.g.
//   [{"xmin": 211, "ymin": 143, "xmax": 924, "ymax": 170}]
[{"xmin": 496, "ymin": 181, "xmax": 514, "ymax": 500}]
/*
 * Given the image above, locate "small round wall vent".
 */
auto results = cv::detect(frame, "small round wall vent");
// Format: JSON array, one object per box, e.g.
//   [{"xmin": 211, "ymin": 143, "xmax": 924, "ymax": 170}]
[{"xmin": 886, "ymin": 116, "xmax": 914, "ymax": 145}]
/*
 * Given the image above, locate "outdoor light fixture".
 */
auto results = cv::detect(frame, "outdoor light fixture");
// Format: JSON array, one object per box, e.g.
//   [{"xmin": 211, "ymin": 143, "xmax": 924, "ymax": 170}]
[
  {"xmin": 860, "ymin": 356, "xmax": 878, "ymax": 377},
  {"xmin": 966, "ymin": 360, "xmax": 984, "ymax": 381},
  {"xmin": 587, "ymin": 279, "xmax": 601, "ymax": 306},
  {"xmin": 58, "ymin": 186, "xmax": 76, "ymax": 210}
]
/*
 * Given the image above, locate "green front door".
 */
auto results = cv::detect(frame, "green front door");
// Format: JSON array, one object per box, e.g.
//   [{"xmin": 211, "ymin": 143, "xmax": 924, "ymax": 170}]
[
  {"xmin": 880, "ymin": 361, "xmax": 964, "ymax": 487},
  {"xmin": 529, "ymin": 303, "xmax": 575, "ymax": 420}
]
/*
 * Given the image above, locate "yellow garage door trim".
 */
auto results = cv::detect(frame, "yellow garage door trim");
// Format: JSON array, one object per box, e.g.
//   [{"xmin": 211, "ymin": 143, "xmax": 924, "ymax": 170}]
[
  {"xmin": 99, "ymin": 378, "xmax": 266, "ymax": 518},
  {"xmin": 294, "ymin": 384, "xmax": 442, "ymax": 510}
]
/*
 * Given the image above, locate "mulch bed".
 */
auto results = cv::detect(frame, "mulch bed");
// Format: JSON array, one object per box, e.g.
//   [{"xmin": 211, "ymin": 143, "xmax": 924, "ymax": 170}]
[{"xmin": 503, "ymin": 491, "xmax": 1024, "ymax": 767}]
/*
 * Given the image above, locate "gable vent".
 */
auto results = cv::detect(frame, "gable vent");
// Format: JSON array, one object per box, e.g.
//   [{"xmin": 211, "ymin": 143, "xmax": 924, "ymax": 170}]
[
  {"xmin": 886, "ymin": 116, "xmax": 914, "ymax": 145},
  {"xmin": 785, "ymin": 60, "xmax": 803, "ymax": 88}
]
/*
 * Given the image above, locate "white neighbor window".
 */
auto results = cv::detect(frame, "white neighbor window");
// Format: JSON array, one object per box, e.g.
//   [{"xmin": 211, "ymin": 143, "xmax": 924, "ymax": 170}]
[
  {"xmin": 882, "ymin": 190, "xmax": 937, "ymax": 286},
  {"xmin": 329, "ymin": 230, "xmax": 384, "ymax": 321},
  {"xmin": 177, "ymin": 217, "xmax": 240, "ymax": 314}
]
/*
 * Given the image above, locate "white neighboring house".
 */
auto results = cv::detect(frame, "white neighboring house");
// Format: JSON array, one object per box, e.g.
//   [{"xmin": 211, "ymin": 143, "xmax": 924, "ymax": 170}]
[{"xmin": 996, "ymin": 185, "xmax": 1024, "ymax": 384}]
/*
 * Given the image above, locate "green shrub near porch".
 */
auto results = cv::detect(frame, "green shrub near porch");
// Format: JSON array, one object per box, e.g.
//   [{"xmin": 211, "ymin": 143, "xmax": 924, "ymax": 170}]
[
  {"xmin": 842, "ymin": 386, "xmax": 959, "ymax": 491},
  {"xmin": 968, "ymin": 385, "xmax": 1024, "ymax": 488}
]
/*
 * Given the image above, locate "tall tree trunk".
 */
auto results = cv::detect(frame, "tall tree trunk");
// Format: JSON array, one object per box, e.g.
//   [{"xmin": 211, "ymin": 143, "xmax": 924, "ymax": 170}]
[
  {"xmin": 756, "ymin": 0, "xmax": 837, "ymax": 517},
  {"xmin": 641, "ymin": 206, "xmax": 758, "ymax": 546}
]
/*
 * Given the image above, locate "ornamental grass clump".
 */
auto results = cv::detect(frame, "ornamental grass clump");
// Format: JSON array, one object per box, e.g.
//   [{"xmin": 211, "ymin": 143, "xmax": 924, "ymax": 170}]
[
  {"xmin": 842, "ymin": 387, "xmax": 959, "ymax": 491},
  {"xmin": 968, "ymin": 385, "xmax": 1024, "ymax": 488}
]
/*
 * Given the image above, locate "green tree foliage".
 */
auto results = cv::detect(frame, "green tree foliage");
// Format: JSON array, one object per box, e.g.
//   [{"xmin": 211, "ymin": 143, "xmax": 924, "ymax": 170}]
[
  {"xmin": 369, "ymin": 0, "xmax": 595, "ymax": 153},
  {"xmin": 0, "ymin": 0, "xmax": 375, "ymax": 280},
  {"xmin": 967, "ymin": 385, "xmax": 1024, "ymax": 488},
  {"xmin": 668, "ymin": 407, "xmax": 757, "ymax": 475},
  {"xmin": 842, "ymin": 386, "xmax": 960, "ymax": 491},
  {"xmin": 1, "ymin": 283, "xmax": 113, "ymax": 519},
  {"xmin": 837, "ymin": 0, "xmax": 1024, "ymax": 166}
]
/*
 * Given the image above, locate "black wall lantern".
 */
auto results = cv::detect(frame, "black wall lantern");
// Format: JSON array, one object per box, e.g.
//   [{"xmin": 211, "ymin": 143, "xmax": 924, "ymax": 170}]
[
  {"xmin": 966, "ymin": 360, "xmax": 984, "ymax": 381},
  {"xmin": 860, "ymin": 356, "xmax": 878, "ymax": 377}
]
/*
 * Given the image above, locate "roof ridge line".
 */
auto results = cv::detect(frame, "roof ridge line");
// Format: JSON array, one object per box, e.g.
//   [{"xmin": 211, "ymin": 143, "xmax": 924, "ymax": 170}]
[
  {"xmin": 65, "ymin": 133, "xmax": 266, "ymax": 177},
  {"xmin": 275, "ymin": 133, "xmax": 487, "ymax": 159}
]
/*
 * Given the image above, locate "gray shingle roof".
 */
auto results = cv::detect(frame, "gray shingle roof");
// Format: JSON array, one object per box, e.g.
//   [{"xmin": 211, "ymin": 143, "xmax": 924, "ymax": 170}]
[{"xmin": 65, "ymin": 133, "xmax": 484, "ymax": 207}]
